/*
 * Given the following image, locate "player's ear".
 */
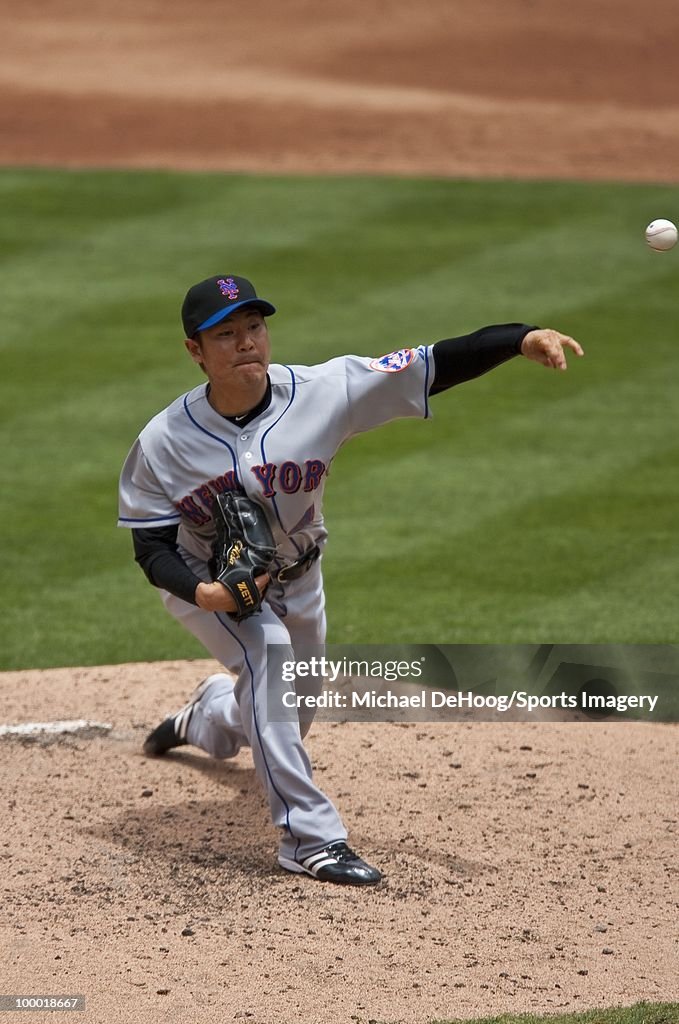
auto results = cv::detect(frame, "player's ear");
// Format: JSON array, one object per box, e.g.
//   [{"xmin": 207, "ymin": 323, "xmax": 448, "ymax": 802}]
[
  {"xmin": 184, "ymin": 336, "xmax": 208, "ymax": 374},
  {"xmin": 184, "ymin": 336, "xmax": 203, "ymax": 363}
]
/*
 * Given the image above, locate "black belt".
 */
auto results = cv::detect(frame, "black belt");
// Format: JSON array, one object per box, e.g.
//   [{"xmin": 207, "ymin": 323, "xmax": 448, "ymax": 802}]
[{"xmin": 275, "ymin": 545, "xmax": 321, "ymax": 583}]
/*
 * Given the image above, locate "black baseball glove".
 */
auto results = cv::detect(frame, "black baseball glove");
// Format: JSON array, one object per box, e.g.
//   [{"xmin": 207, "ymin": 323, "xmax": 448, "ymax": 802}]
[{"xmin": 210, "ymin": 493, "xmax": 277, "ymax": 622}]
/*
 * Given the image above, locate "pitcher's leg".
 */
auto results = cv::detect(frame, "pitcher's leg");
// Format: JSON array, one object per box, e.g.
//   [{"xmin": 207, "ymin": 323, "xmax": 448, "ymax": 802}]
[
  {"xmin": 184, "ymin": 672, "xmax": 246, "ymax": 759},
  {"xmin": 283, "ymin": 565, "xmax": 328, "ymax": 741},
  {"xmin": 160, "ymin": 590, "xmax": 346, "ymax": 862},
  {"xmin": 212, "ymin": 610, "xmax": 347, "ymax": 863},
  {"xmin": 161, "ymin": 591, "xmax": 249, "ymax": 759}
]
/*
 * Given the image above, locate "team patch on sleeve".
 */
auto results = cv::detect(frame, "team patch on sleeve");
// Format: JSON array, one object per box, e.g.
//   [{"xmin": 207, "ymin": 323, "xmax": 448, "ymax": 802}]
[{"xmin": 369, "ymin": 348, "xmax": 416, "ymax": 373}]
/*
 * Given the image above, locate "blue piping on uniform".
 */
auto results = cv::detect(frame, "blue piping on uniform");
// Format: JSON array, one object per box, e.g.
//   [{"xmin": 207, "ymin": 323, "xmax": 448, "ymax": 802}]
[
  {"xmin": 183, "ymin": 392, "xmax": 240, "ymax": 484},
  {"xmin": 260, "ymin": 366, "xmax": 302, "ymax": 553},
  {"xmin": 213, "ymin": 612, "xmax": 298, "ymax": 845},
  {"xmin": 119, "ymin": 514, "xmax": 181, "ymax": 523},
  {"xmin": 422, "ymin": 345, "xmax": 431, "ymax": 420}
]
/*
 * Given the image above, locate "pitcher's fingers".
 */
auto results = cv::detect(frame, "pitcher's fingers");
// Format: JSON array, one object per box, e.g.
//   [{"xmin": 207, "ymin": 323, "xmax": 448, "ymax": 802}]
[{"xmin": 560, "ymin": 335, "xmax": 584, "ymax": 357}]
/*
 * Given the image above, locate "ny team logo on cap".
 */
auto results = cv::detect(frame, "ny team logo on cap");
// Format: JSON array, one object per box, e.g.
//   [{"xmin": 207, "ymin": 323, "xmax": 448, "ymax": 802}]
[
  {"xmin": 181, "ymin": 274, "xmax": 277, "ymax": 337},
  {"xmin": 369, "ymin": 348, "xmax": 416, "ymax": 373},
  {"xmin": 218, "ymin": 277, "xmax": 240, "ymax": 300}
]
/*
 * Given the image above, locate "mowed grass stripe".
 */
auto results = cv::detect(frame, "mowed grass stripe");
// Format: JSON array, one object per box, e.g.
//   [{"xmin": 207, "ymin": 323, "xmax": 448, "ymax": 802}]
[
  {"xmin": 0, "ymin": 172, "xmax": 420, "ymax": 353},
  {"xmin": 325, "ymin": 356, "xmax": 679, "ymax": 544},
  {"xmin": 1, "ymin": 174, "xmax": 675, "ymax": 355},
  {"xmin": 2, "ymin": 169, "xmax": 678, "ymax": 667},
  {"xmin": 325, "ymin": 423, "xmax": 679, "ymax": 642},
  {"xmin": 435, "ymin": 1002, "xmax": 678, "ymax": 1024}
]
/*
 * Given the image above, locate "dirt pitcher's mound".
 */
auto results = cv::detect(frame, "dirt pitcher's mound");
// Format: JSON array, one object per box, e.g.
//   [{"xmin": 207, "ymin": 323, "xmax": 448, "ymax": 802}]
[{"xmin": 1, "ymin": 659, "xmax": 676, "ymax": 1024}]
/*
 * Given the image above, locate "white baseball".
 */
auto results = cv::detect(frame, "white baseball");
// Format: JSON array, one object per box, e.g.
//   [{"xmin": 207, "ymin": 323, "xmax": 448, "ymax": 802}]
[{"xmin": 645, "ymin": 218, "xmax": 678, "ymax": 251}]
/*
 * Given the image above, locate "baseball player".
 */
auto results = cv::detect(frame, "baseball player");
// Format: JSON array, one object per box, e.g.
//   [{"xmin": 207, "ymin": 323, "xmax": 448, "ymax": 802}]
[{"xmin": 118, "ymin": 274, "xmax": 583, "ymax": 886}]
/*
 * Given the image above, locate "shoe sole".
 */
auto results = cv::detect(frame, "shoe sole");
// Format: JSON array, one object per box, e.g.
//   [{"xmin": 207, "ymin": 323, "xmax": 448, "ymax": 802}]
[{"xmin": 278, "ymin": 855, "xmax": 308, "ymax": 875}]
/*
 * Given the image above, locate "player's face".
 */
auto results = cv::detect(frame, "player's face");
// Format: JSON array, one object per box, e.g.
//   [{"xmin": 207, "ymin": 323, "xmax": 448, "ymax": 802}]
[{"xmin": 185, "ymin": 307, "xmax": 271, "ymax": 389}]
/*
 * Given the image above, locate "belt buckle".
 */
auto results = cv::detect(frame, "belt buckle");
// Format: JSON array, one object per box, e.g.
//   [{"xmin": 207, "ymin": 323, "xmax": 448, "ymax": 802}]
[
  {"xmin": 275, "ymin": 546, "xmax": 318, "ymax": 583},
  {"xmin": 276, "ymin": 563, "xmax": 294, "ymax": 583}
]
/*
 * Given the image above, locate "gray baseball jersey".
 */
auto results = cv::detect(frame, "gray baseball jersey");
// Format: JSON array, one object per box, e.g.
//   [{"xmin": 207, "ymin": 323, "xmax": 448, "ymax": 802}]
[{"xmin": 119, "ymin": 347, "xmax": 433, "ymax": 561}]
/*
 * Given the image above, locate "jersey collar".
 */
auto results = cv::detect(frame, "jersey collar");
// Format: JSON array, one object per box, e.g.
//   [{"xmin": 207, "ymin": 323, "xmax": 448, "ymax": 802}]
[{"xmin": 204, "ymin": 376, "xmax": 273, "ymax": 428}]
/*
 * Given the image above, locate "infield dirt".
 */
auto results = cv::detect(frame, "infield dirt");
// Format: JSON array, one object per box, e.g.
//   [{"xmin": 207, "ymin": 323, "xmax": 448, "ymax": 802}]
[
  {"xmin": 2, "ymin": 1, "xmax": 678, "ymax": 1022},
  {"xmin": 3, "ymin": 0, "xmax": 679, "ymax": 181},
  {"xmin": 1, "ymin": 661, "xmax": 677, "ymax": 1024}
]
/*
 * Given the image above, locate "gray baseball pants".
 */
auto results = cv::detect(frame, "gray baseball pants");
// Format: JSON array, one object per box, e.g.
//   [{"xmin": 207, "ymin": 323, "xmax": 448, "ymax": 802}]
[{"xmin": 160, "ymin": 562, "xmax": 347, "ymax": 865}]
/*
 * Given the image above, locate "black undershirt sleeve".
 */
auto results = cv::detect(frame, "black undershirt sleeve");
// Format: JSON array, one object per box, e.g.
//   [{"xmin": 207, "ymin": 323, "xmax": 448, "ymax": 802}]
[
  {"xmin": 132, "ymin": 525, "xmax": 203, "ymax": 606},
  {"xmin": 430, "ymin": 323, "xmax": 537, "ymax": 395}
]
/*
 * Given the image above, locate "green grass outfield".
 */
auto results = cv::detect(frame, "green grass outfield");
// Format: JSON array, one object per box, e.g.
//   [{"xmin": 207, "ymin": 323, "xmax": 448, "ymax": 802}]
[
  {"xmin": 2, "ymin": 169, "xmax": 679, "ymax": 669},
  {"xmin": 435, "ymin": 1004, "xmax": 678, "ymax": 1024}
]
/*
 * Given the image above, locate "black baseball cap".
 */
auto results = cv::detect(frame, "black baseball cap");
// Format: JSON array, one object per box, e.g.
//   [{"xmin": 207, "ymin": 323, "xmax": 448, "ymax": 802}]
[{"xmin": 181, "ymin": 275, "xmax": 276, "ymax": 337}]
